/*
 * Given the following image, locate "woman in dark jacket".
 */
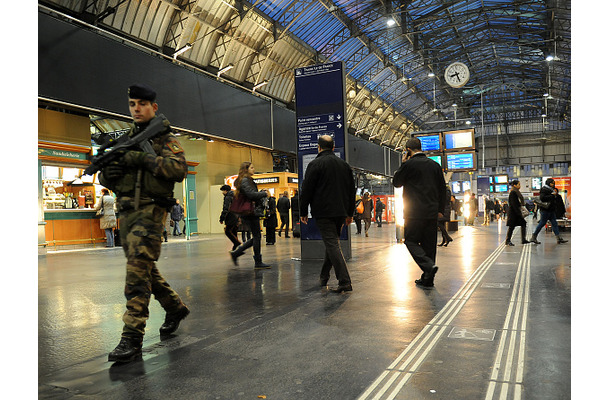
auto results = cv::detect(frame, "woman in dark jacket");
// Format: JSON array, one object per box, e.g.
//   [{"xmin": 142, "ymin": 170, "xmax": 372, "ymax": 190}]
[
  {"xmin": 505, "ymin": 180, "xmax": 529, "ymax": 246},
  {"xmin": 438, "ymin": 186, "xmax": 453, "ymax": 247},
  {"xmin": 229, "ymin": 162, "xmax": 271, "ymax": 268},
  {"xmin": 530, "ymin": 178, "xmax": 568, "ymax": 244}
]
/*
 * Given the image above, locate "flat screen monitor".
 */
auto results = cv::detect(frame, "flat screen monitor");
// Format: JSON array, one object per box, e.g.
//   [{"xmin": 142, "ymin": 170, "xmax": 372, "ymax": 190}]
[
  {"xmin": 495, "ymin": 184, "xmax": 508, "ymax": 192},
  {"xmin": 415, "ymin": 133, "xmax": 442, "ymax": 152},
  {"xmin": 451, "ymin": 181, "xmax": 461, "ymax": 193},
  {"xmin": 494, "ymin": 175, "xmax": 508, "ymax": 184},
  {"xmin": 532, "ymin": 177, "xmax": 542, "ymax": 190},
  {"xmin": 428, "ymin": 154, "xmax": 443, "ymax": 167},
  {"xmin": 463, "ymin": 181, "xmax": 471, "ymax": 192},
  {"xmin": 490, "ymin": 185, "xmax": 494, "ymax": 193},
  {"xmin": 445, "ymin": 151, "xmax": 476, "ymax": 171},
  {"xmin": 443, "ymin": 129, "xmax": 475, "ymax": 150}
]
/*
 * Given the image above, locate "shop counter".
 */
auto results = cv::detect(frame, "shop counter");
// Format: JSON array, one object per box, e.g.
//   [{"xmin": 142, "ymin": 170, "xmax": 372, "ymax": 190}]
[{"xmin": 44, "ymin": 209, "xmax": 116, "ymax": 247}]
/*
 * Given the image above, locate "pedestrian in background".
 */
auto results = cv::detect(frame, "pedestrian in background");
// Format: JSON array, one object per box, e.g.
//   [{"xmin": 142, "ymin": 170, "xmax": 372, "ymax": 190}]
[
  {"xmin": 392, "ymin": 137, "xmax": 446, "ymax": 288},
  {"xmin": 375, "ymin": 198, "xmax": 385, "ymax": 227},
  {"xmin": 530, "ymin": 178, "xmax": 568, "ymax": 244},
  {"xmin": 438, "ymin": 185, "xmax": 453, "ymax": 247},
  {"xmin": 361, "ymin": 192, "xmax": 373, "ymax": 237},
  {"xmin": 505, "ymin": 180, "xmax": 529, "ymax": 246},
  {"xmin": 229, "ymin": 161, "xmax": 271, "ymax": 268},
  {"xmin": 277, "ymin": 190, "xmax": 291, "ymax": 238},
  {"xmin": 95, "ymin": 188, "xmax": 117, "ymax": 247},
  {"xmin": 300, "ymin": 135, "xmax": 356, "ymax": 293},
  {"xmin": 265, "ymin": 190, "xmax": 278, "ymax": 245},
  {"xmin": 171, "ymin": 199, "xmax": 184, "ymax": 236},
  {"xmin": 220, "ymin": 184, "xmax": 241, "ymax": 250}
]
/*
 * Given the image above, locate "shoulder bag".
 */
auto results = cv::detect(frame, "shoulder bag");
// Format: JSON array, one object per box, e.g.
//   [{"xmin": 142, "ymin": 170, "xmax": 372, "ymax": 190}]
[
  {"xmin": 520, "ymin": 206, "xmax": 530, "ymax": 218},
  {"xmin": 229, "ymin": 192, "xmax": 254, "ymax": 216},
  {"xmin": 533, "ymin": 196, "xmax": 550, "ymax": 210}
]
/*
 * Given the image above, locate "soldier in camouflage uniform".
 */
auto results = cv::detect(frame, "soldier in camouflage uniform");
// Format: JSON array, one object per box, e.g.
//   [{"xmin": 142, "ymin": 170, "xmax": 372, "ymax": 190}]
[{"xmin": 100, "ymin": 84, "xmax": 190, "ymax": 363}]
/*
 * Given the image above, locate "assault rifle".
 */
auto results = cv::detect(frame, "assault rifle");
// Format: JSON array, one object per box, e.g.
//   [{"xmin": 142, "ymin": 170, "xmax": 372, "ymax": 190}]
[{"xmin": 83, "ymin": 114, "xmax": 168, "ymax": 176}]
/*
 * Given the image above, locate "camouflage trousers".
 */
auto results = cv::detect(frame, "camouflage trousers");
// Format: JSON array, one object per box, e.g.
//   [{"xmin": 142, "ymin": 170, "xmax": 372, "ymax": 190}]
[{"xmin": 119, "ymin": 203, "xmax": 185, "ymax": 338}]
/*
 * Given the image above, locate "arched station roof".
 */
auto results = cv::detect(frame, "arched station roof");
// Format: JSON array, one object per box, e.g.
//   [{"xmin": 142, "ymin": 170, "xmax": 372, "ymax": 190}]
[{"xmin": 39, "ymin": 0, "xmax": 570, "ymax": 150}]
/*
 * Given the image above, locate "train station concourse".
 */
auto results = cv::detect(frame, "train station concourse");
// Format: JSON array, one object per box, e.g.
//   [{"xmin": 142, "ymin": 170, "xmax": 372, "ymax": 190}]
[{"xmin": 36, "ymin": 221, "xmax": 574, "ymax": 400}]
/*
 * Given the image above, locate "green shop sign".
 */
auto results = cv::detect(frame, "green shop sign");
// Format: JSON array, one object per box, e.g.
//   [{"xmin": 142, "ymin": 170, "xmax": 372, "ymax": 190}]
[{"xmin": 38, "ymin": 148, "xmax": 88, "ymax": 161}]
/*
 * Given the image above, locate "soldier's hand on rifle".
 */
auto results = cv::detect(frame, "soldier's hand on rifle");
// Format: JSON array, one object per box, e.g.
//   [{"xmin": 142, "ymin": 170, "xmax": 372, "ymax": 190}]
[
  {"xmin": 103, "ymin": 162, "xmax": 125, "ymax": 180},
  {"xmin": 122, "ymin": 150, "xmax": 156, "ymax": 168}
]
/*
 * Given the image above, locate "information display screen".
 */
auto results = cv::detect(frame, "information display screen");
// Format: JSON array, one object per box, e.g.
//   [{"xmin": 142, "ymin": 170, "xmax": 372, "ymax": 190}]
[
  {"xmin": 451, "ymin": 181, "xmax": 461, "ymax": 193},
  {"xmin": 415, "ymin": 133, "xmax": 442, "ymax": 152},
  {"xmin": 444, "ymin": 129, "xmax": 475, "ymax": 150},
  {"xmin": 463, "ymin": 181, "xmax": 471, "ymax": 192},
  {"xmin": 494, "ymin": 175, "xmax": 508, "ymax": 184},
  {"xmin": 445, "ymin": 151, "xmax": 476, "ymax": 171},
  {"xmin": 532, "ymin": 177, "xmax": 542, "ymax": 190},
  {"xmin": 428, "ymin": 154, "xmax": 442, "ymax": 167},
  {"xmin": 495, "ymin": 184, "xmax": 508, "ymax": 192}
]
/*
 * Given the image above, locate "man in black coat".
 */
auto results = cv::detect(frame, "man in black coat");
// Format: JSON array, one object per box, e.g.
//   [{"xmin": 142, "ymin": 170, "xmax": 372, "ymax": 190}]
[
  {"xmin": 300, "ymin": 135, "xmax": 356, "ymax": 293},
  {"xmin": 392, "ymin": 137, "xmax": 446, "ymax": 288},
  {"xmin": 277, "ymin": 191, "xmax": 291, "ymax": 237}
]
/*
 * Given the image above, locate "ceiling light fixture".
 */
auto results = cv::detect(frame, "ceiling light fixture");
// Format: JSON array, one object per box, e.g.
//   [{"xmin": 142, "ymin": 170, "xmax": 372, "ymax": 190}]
[
  {"xmin": 253, "ymin": 80, "xmax": 269, "ymax": 92},
  {"xmin": 386, "ymin": 18, "xmax": 396, "ymax": 27},
  {"xmin": 217, "ymin": 64, "xmax": 234, "ymax": 77},
  {"xmin": 173, "ymin": 43, "xmax": 192, "ymax": 59}
]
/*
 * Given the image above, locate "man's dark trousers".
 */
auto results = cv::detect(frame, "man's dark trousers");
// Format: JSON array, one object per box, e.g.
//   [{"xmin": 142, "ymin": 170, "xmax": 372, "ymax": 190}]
[
  {"xmin": 404, "ymin": 218, "xmax": 437, "ymax": 279},
  {"xmin": 316, "ymin": 217, "xmax": 351, "ymax": 286}
]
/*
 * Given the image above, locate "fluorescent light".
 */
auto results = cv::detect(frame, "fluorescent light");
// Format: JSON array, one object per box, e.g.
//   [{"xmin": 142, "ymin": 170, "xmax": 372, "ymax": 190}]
[
  {"xmin": 253, "ymin": 80, "xmax": 269, "ymax": 91},
  {"xmin": 428, "ymin": 72, "xmax": 435, "ymax": 77},
  {"xmin": 386, "ymin": 18, "xmax": 396, "ymax": 27},
  {"xmin": 173, "ymin": 43, "xmax": 192, "ymax": 59},
  {"xmin": 217, "ymin": 64, "xmax": 234, "ymax": 77},
  {"xmin": 545, "ymin": 55, "xmax": 554, "ymax": 62}
]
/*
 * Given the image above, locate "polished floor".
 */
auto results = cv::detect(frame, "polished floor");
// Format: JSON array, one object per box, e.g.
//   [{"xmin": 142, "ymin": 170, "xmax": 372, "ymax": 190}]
[{"xmin": 38, "ymin": 218, "xmax": 571, "ymax": 399}]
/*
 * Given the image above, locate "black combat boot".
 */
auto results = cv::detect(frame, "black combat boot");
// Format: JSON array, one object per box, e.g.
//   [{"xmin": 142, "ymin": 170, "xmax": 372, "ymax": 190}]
[
  {"xmin": 108, "ymin": 336, "xmax": 143, "ymax": 363},
  {"xmin": 159, "ymin": 305, "xmax": 190, "ymax": 335}
]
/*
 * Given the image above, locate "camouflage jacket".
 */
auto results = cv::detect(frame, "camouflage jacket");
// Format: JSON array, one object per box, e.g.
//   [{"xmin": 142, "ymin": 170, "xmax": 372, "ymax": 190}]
[{"xmin": 99, "ymin": 116, "xmax": 187, "ymax": 208}]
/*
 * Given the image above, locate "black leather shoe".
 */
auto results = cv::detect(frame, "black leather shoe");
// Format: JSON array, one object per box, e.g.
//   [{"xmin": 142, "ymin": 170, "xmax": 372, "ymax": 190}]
[
  {"xmin": 438, "ymin": 241, "xmax": 446, "ymax": 247},
  {"xmin": 108, "ymin": 336, "xmax": 142, "ymax": 363},
  {"xmin": 159, "ymin": 306, "xmax": 190, "ymax": 335},
  {"xmin": 332, "ymin": 284, "xmax": 353, "ymax": 293},
  {"xmin": 443, "ymin": 238, "xmax": 453, "ymax": 247},
  {"xmin": 505, "ymin": 241, "xmax": 515, "ymax": 246}
]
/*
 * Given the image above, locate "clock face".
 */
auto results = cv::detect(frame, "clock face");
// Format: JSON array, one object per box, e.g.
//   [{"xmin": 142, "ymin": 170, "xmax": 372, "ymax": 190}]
[{"xmin": 445, "ymin": 62, "xmax": 470, "ymax": 88}]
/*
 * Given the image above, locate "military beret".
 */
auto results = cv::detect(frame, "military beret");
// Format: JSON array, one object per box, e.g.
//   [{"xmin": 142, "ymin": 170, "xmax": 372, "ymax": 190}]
[{"xmin": 128, "ymin": 83, "xmax": 156, "ymax": 101}]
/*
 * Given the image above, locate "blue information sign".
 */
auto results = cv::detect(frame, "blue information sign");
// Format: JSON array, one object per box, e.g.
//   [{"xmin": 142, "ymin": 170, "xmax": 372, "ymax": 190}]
[{"xmin": 295, "ymin": 61, "xmax": 348, "ymax": 242}]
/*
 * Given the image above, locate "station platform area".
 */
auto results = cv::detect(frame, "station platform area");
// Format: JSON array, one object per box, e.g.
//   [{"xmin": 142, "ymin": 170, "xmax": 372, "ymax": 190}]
[{"xmin": 37, "ymin": 218, "xmax": 572, "ymax": 400}]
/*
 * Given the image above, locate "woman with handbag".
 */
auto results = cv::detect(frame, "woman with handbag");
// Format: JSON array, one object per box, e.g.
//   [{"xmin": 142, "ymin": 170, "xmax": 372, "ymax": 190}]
[
  {"xmin": 95, "ymin": 188, "xmax": 117, "ymax": 247},
  {"xmin": 229, "ymin": 162, "xmax": 271, "ymax": 269},
  {"xmin": 505, "ymin": 180, "xmax": 530, "ymax": 246},
  {"xmin": 530, "ymin": 178, "xmax": 568, "ymax": 244}
]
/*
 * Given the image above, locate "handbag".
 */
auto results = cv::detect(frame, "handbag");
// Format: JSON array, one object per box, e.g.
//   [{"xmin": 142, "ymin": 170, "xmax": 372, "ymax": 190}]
[
  {"xmin": 533, "ymin": 196, "xmax": 550, "ymax": 210},
  {"xmin": 356, "ymin": 201, "xmax": 364, "ymax": 214},
  {"xmin": 229, "ymin": 192, "xmax": 254, "ymax": 216},
  {"xmin": 520, "ymin": 206, "xmax": 529, "ymax": 218},
  {"xmin": 95, "ymin": 205, "xmax": 105, "ymax": 218}
]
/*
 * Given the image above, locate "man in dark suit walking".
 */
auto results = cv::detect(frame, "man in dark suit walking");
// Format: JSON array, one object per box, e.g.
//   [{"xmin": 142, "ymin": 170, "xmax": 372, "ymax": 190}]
[
  {"xmin": 300, "ymin": 135, "xmax": 356, "ymax": 293},
  {"xmin": 392, "ymin": 137, "xmax": 446, "ymax": 288}
]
